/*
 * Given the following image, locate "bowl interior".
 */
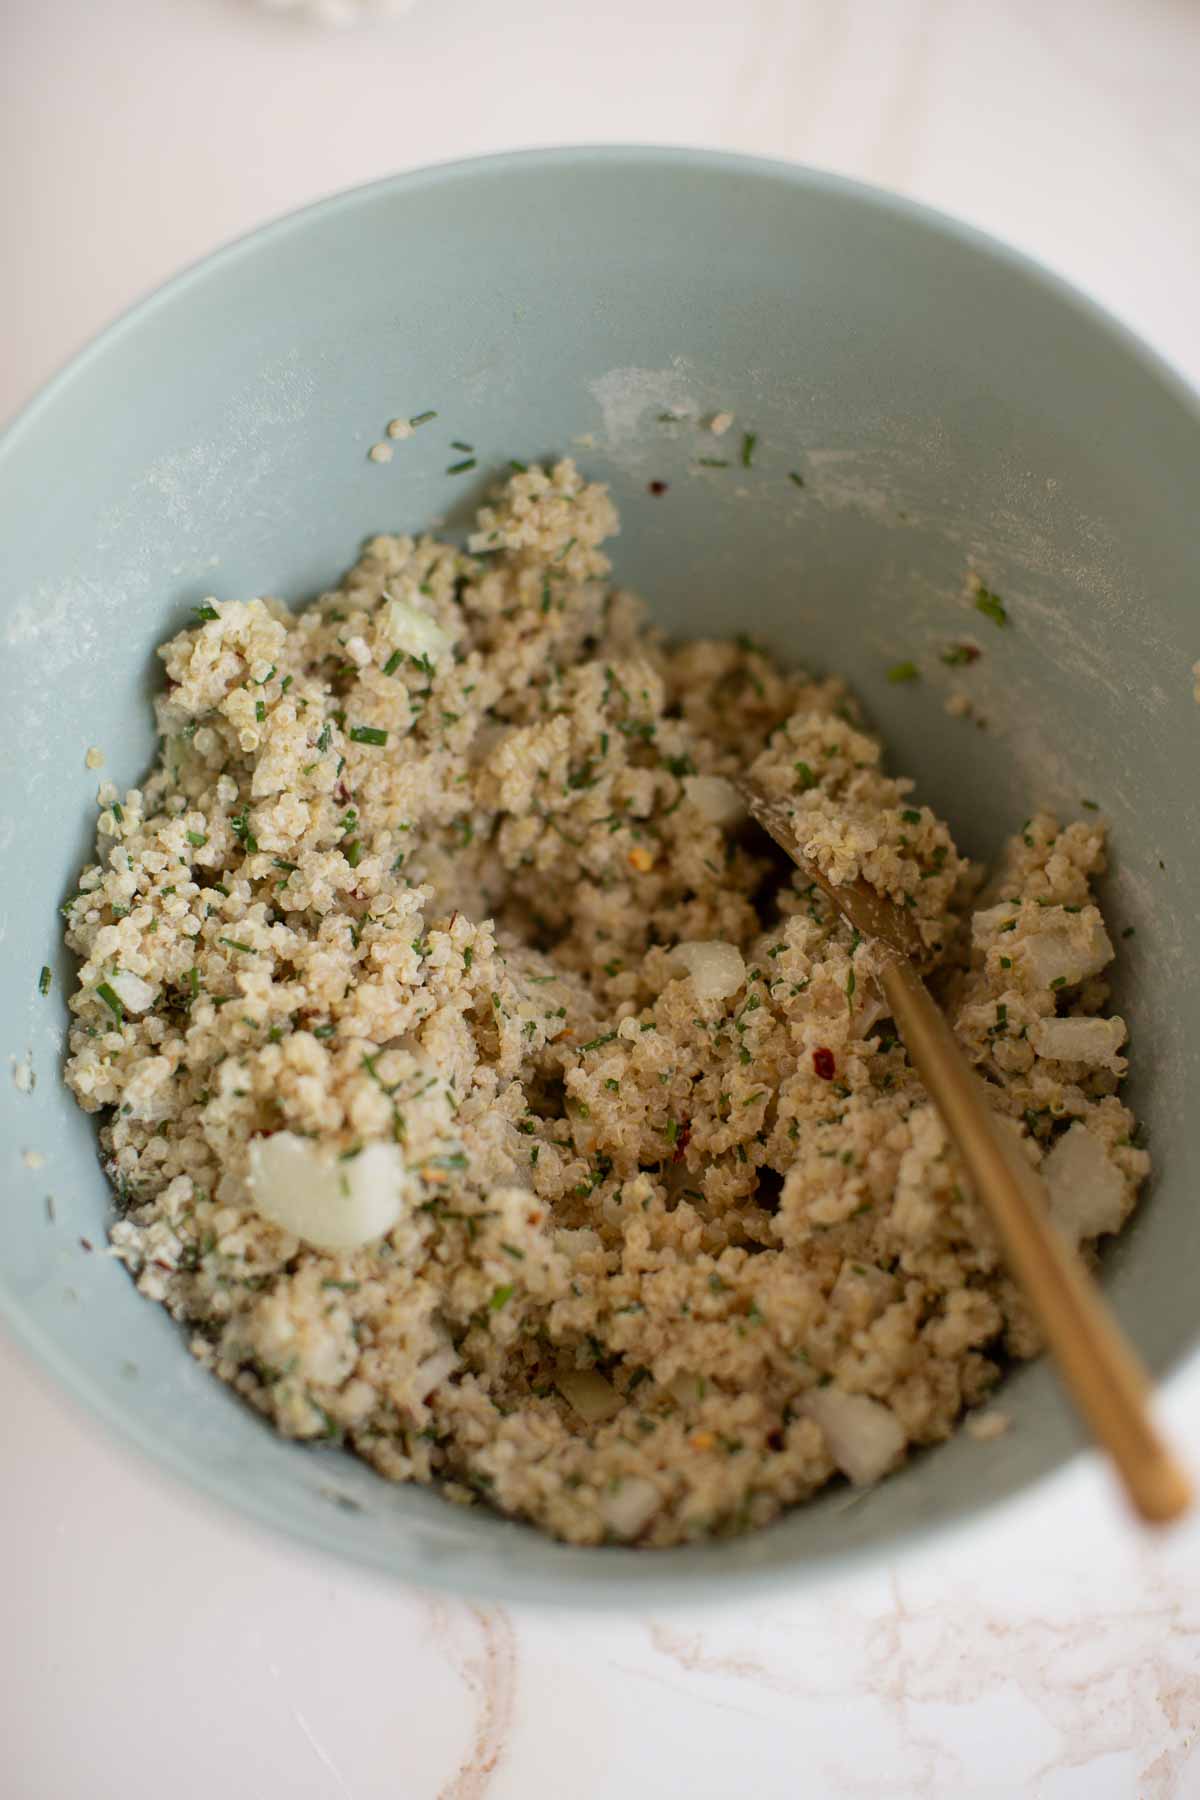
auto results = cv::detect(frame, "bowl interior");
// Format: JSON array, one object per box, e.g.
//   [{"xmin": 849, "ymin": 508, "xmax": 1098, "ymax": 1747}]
[{"xmin": 3, "ymin": 149, "xmax": 1199, "ymax": 1604}]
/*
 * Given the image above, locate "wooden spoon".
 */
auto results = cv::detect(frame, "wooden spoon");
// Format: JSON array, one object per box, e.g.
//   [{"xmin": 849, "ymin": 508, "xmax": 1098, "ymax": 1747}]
[{"xmin": 743, "ymin": 781, "xmax": 1191, "ymax": 1525}]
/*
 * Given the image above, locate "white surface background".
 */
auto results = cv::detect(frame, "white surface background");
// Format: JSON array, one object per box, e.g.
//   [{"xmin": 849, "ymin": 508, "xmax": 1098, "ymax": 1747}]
[{"xmin": 4, "ymin": 2, "xmax": 1200, "ymax": 1795}]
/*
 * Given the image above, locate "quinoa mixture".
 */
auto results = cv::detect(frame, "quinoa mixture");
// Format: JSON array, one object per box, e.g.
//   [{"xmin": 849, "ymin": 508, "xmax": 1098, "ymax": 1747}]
[{"xmin": 62, "ymin": 462, "xmax": 1148, "ymax": 1547}]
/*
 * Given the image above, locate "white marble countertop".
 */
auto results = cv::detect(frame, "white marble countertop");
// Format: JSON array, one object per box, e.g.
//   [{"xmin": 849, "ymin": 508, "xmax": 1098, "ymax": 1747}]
[{"xmin": 4, "ymin": 2, "xmax": 1200, "ymax": 1795}]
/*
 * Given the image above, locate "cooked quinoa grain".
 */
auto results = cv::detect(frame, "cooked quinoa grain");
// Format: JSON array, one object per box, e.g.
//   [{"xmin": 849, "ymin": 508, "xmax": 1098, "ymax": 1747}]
[{"xmin": 62, "ymin": 461, "xmax": 1147, "ymax": 1546}]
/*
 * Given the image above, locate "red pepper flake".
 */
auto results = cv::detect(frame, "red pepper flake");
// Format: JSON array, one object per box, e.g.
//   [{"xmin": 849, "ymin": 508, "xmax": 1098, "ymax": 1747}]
[
  {"xmin": 672, "ymin": 1119, "xmax": 692, "ymax": 1163},
  {"xmin": 647, "ymin": 480, "xmax": 669, "ymax": 496},
  {"xmin": 448, "ymin": 910, "xmax": 459, "ymax": 930},
  {"xmin": 812, "ymin": 1047, "xmax": 836, "ymax": 1080},
  {"xmin": 333, "ymin": 781, "xmax": 350, "ymax": 805},
  {"xmin": 79, "ymin": 1237, "xmax": 95, "ymax": 1253}
]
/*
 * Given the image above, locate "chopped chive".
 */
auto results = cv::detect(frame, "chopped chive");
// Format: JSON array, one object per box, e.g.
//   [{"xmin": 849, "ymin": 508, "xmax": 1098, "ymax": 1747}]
[
  {"xmin": 186, "ymin": 830, "xmax": 208, "ymax": 848},
  {"xmin": 255, "ymin": 700, "xmax": 266, "ymax": 723},
  {"xmin": 794, "ymin": 760, "xmax": 816, "ymax": 791},
  {"xmin": 280, "ymin": 674, "xmax": 293, "ymax": 693},
  {"xmin": 741, "ymin": 431, "xmax": 757, "ymax": 468},
  {"xmin": 192, "ymin": 603, "xmax": 219, "ymax": 622},
  {"xmin": 382, "ymin": 649, "xmax": 403, "ymax": 677},
  {"xmin": 509, "ymin": 458, "xmax": 528, "ymax": 473},
  {"xmin": 696, "ymin": 457, "xmax": 728, "ymax": 469},
  {"xmin": 38, "ymin": 965, "xmax": 52, "ymax": 996},
  {"xmin": 1080, "ymin": 798, "xmax": 1099, "ymax": 811},
  {"xmin": 462, "ymin": 946, "xmax": 473, "ymax": 969},
  {"xmin": 272, "ymin": 858, "xmax": 298, "ymax": 872},
  {"xmin": 96, "ymin": 981, "xmax": 124, "ymax": 1021},
  {"xmin": 111, "ymin": 801, "xmax": 124, "ymax": 823},
  {"xmin": 974, "ymin": 586, "xmax": 1008, "ymax": 626},
  {"xmin": 580, "ymin": 1032, "xmax": 617, "ymax": 1052},
  {"xmin": 349, "ymin": 725, "xmax": 388, "ymax": 746},
  {"xmin": 500, "ymin": 1243, "xmax": 525, "ymax": 1261},
  {"xmin": 788, "ymin": 470, "xmax": 805, "ymax": 488},
  {"xmin": 489, "ymin": 1283, "xmax": 515, "ymax": 1311},
  {"xmin": 219, "ymin": 938, "xmax": 256, "ymax": 955},
  {"xmin": 316, "ymin": 723, "xmax": 332, "ymax": 753},
  {"xmin": 887, "ymin": 661, "xmax": 920, "ymax": 684},
  {"xmin": 312, "ymin": 1023, "xmax": 336, "ymax": 1039},
  {"xmin": 446, "ymin": 458, "xmax": 477, "ymax": 475},
  {"xmin": 450, "ymin": 440, "xmax": 474, "ymax": 453},
  {"xmin": 410, "ymin": 410, "xmax": 437, "ymax": 427},
  {"xmin": 344, "ymin": 840, "xmax": 363, "ymax": 869}
]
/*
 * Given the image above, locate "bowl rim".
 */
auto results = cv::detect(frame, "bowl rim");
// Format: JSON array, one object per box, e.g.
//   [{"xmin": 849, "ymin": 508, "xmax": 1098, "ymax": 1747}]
[{"xmin": 4, "ymin": 144, "xmax": 1198, "ymax": 1608}]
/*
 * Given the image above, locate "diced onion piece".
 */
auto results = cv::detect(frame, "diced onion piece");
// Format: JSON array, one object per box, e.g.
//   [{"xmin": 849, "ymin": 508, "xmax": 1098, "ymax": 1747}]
[
  {"xmin": 1042, "ymin": 1122, "xmax": 1128, "ymax": 1244},
  {"xmin": 682, "ymin": 775, "xmax": 746, "ymax": 827},
  {"xmin": 555, "ymin": 1226, "xmax": 602, "ymax": 1258},
  {"xmin": 672, "ymin": 940, "xmax": 745, "ymax": 1002},
  {"xmin": 413, "ymin": 1345, "xmax": 459, "ymax": 1399},
  {"xmin": 248, "ymin": 1131, "xmax": 409, "ymax": 1251},
  {"xmin": 972, "ymin": 901, "xmax": 1019, "ymax": 940},
  {"xmin": 798, "ymin": 1387, "xmax": 906, "ymax": 1485},
  {"xmin": 1029, "ymin": 1015, "xmax": 1126, "ymax": 1069},
  {"xmin": 601, "ymin": 1475, "xmax": 661, "ymax": 1539},
  {"xmin": 556, "ymin": 1368, "xmax": 624, "ymax": 1423},
  {"xmin": 109, "ymin": 971, "xmax": 156, "ymax": 1014},
  {"xmin": 667, "ymin": 1370, "xmax": 706, "ymax": 1408},
  {"xmin": 382, "ymin": 595, "xmax": 452, "ymax": 665},
  {"xmin": 1020, "ymin": 919, "xmax": 1113, "ymax": 989}
]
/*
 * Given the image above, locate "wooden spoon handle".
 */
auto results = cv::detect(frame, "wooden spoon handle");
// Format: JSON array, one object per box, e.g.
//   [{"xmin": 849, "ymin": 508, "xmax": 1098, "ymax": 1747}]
[{"xmin": 880, "ymin": 955, "xmax": 1191, "ymax": 1525}]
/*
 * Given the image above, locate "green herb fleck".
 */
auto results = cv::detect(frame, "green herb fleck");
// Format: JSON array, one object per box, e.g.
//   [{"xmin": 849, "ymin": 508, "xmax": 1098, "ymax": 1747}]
[
  {"xmin": 446, "ymin": 458, "xmax": 477, "ymax": 475},
  {"xmin": 409, "ymin": 410, "xmax": 437, "ymax": 427},
  {"xmin": 38, "ymin": 965, "xmax": 52, "ymax": 996},
  {"xmin": 794, "ymin": 760, "xmax": 816, "ymax": 791},
  {"xmin": 96, "ymin": 981, "xmax": 124, "ymax": 1021},
  {"xmin": 741, "ymin": 431, "xmax": 757, "ymax": 469},
  {"xmin": 350, "ymin": 725, "xmax": 388, "ymax": 747},
  {"xmin": 192, "ymin": 603, "xmax": 219, "ymax": 623},
  {"xmin": 489, "ymin": 1284, "xmax": 515, "ymax": 1312},
  {"xmin": 788, "ymin": 470, "xmax": 805, "ymax": 488},
  {"xmin": 887, "ymin": 660, "xmax": 920, "ymax": 684},
  {"xmin": 974, "ymin": 586, "xmax": 1008, "ymax": 626}
]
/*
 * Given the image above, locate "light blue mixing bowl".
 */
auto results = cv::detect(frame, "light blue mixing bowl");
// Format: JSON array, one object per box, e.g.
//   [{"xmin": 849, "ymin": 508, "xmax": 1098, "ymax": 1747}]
[{"xmin": 3, "ymin": 149, "xmax": 1198, "ymax": 1605}]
